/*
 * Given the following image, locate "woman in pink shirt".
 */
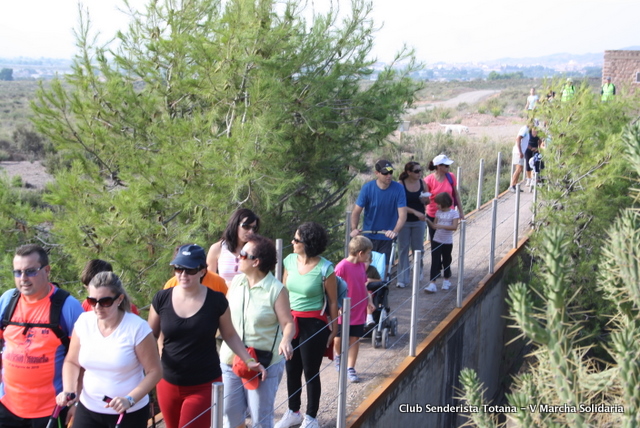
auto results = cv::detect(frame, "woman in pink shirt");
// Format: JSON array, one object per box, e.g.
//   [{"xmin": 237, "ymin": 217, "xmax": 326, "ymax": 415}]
[{"xmin": 424, "ymin": 154, "xmax": 465, "ymax": 242}]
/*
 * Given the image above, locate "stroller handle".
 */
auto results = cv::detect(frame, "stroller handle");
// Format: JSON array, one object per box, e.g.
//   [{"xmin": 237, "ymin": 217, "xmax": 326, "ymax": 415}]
[{"xmin": 359, "ymin": 230, "xmax": 398, "ymax": 241}]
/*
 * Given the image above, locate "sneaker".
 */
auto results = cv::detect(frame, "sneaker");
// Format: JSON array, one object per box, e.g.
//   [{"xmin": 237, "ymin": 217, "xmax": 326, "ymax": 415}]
[
  {"xmin": 300, "ymin": 415, "xmax": 320, "ymax": 428},
  {"xmin": 347, "ymin": 368, "xmax": 360, "ymax": 383},
  {"xmin": 275, "ymin": 410, "xmax": 304, "ymax": 428},
  {"xmin": 442, "ymin": 279, "xmax": 451, "ymax": 290},
  {"xmin": 334, "ymin": 354, "xmax": 341, "ymax": 372},
  {"xmin": 396, "ymin": 282, "xmax": 406, "ymax": 288},
  {"xmin": 423, "ymin": 283, "xmax": 437, "ymax": 293},
  {"xmin": 509, "ymin": 186, "xmax": 516, "ymax": 193}
]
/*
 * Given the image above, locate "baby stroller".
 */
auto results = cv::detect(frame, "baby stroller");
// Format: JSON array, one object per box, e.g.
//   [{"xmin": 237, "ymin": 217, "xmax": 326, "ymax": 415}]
[
  {"xmin": 362, "ymin": 232, "xmax": 398, "ymax": 349},
  {"xmin": 528, "ymin": 152, "xmax": 545, "ymax": 192}
]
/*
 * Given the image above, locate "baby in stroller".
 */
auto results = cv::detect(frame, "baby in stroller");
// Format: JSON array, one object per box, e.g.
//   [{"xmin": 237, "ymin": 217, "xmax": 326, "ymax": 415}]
[
  {"xmin": 528, "ymin": 151, "xmax": 544, "ymax": 192},
  {"xmin": 364, "ymin": 250, "xmax": 397, "ymax": 349}
]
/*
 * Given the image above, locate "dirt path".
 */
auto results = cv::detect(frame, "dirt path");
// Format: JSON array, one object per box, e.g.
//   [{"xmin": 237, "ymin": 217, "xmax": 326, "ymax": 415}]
[{"xmin": 405, "ymin": 89, "xmax": 499, "ymax": 116}]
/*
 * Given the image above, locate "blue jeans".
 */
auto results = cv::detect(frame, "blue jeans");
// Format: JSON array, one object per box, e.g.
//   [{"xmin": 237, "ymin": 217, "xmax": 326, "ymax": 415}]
[
  {"xmin": 221, "ymin": 358, "xmax": 286, "ymax": 428},
  {"xmin": 397, "ymin": 220, "xmax": 426, "ymax": 285}
]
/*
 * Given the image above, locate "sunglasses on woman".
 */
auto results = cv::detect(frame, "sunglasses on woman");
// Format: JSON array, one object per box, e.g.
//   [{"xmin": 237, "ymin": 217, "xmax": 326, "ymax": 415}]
[
  {"xmin": 412, "ymin": 169, "xmax": 422, "ymax": 173},
  {"xmin": 240, "ymin": 222, "xmax": 258, "ymax": 231},
  {"xmin": 86, "ymin": 294, "xmax": 121, "ymax": 308},
  {"xmin": 173, "ymin": 266, "xmax": 201, "ymax": 275},
  {"xmin": 238, "ymin": 250, "xmax": 258, "ymax": 260}
]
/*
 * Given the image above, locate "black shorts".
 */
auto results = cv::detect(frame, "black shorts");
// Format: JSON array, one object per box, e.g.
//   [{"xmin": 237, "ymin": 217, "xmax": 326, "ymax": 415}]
[
  {"xmin": 525, "ymin": 148, "xmax": 535, "ymax": 171},
  {"xmin": 336, "ymin": 323, "xmax": 365, "ymax": 338}
]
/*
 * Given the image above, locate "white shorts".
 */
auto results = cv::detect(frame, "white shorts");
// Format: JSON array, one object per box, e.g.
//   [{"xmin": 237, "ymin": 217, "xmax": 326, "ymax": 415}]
[{"xmin": 512, "ymin": 145, "xmax": 524, "ymax": 166}]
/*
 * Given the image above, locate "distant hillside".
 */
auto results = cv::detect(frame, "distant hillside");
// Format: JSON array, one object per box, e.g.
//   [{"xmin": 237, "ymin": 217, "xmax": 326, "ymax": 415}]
[{"xmin": 487, "ymin": 46, "xmax": 640, "ymax": 68}]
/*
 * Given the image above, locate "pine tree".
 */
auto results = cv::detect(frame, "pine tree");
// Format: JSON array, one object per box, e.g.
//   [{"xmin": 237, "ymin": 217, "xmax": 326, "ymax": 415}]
[{"xmin": 29, "ymin": 0, "xmax": 421, "ymax": 302}]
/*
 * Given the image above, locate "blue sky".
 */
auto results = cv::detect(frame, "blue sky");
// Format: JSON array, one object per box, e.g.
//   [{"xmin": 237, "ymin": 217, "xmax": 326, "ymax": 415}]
[{"xmin": 1, "ymin": 0, "xmax": 638, "ymax": 63}]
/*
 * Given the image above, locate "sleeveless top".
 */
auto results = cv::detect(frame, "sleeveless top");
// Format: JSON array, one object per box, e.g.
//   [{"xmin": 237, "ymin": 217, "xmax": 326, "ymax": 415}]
[
  {"xmin": 402, "ymin": 179, "xmax": 425, "ymax": 222},
  {"xmin": 218, "ymin": 241, "xmax": 240, "ymax": 285}
]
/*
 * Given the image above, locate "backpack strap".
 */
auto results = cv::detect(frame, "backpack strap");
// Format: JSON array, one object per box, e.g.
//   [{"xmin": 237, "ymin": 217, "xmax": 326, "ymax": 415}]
[
  {"xmin": 445, "ymin": 173, "xmax": 458, "ymax": 208},
  {"xmin": 1, "ymin": 289, "xmax": 20, "ymax": 330},
  {"xmin": 1, "ymin": 288, "xmax": 71, "ymax": 352}
]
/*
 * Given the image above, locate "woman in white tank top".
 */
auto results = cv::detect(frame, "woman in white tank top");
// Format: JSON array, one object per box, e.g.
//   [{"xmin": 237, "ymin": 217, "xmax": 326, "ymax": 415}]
[{"xmin": 206, "ymin": 209, "xmax": 260, "ymax": 286}]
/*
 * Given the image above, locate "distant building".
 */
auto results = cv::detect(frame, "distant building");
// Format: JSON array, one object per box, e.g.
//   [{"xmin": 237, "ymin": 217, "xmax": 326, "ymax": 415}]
[{"xmin": 603, "ymin": 50, "xmax": 640, "ymax": 94}]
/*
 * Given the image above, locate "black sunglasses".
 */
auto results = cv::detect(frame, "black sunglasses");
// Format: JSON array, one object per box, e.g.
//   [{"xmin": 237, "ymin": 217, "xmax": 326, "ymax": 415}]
[
  {"xmin": 86, "ymin": 294, "xmax": 121, "ymax": 308},
  {"xmin": 292, "ymin": 237, "xmax": 304, "ymax": 244},
  {"xmin": 173, "ymin": 266, "xmax": 201, "ymax": 275},
  {"xmin": 240, "ymin": 222, "xmax": 258, "ymax": 231},
  {"xmin": 380, "ymin": 170, "xmax": 393, "ymax": 176},
  {"xmin": 412, "ymin": 169, "xmax": 422, "ymax": 173},
  {"xmin": 12, "ymin": 265, "xmax": 46, "ymax": 278},
  {"xmin": 239, "ymin": 250, "xmax": 258, "ymax": 260}
]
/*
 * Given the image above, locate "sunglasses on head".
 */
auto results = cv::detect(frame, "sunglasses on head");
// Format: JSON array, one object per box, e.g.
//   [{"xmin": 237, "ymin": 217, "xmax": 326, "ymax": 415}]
[
  {"xmin": 239, "ymin": 250, "xmax": 258, "ymax": 260},
  {"xmin": 12, "ymin": 266, "xmax": 45, "ymax": 278},
  {"xmin": 86, "ymin": 294, "xmax": 121, "ymax": 308},
  {"xmin": 240, "ymin": 222, "xmax": 258, "ymax": 231},
  {"xmin": 173, "ymin": 266, "xmax": 201, "ymax": 275}
]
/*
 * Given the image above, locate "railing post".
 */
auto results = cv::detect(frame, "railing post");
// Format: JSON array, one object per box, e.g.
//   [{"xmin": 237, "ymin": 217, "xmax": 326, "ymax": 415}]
[
  {"xmin": 336, "ymin": 298, "xmax": 351, "ymax": 428},
  {"xmin": 489, "ymin": 199, "xmax": 498, "ymax": 274},
  {"xmin": 514, "ymin": 183, "xmax": 521, "ymax": 248},
  {"xmin": 409, "ymin": 250, "xmax": 421, "ymax": 357},
  {"xmin": 456, "ymin": 220, "xmax": 466, "ymax": 308},
  {"xmin": 211, "ymin": 382, "xmax": 224, "ymax": 428},
  {"xmin": 275, "ymin": 239, "xmax": 283, "ymax": 282},
  {"xmin": 532, "ymin": 172, "xmax": 538, "ymax": 225},
  {"xmin": 456, "ymin": 166, "xmax": 462, "ymax": 195},
  {"xmin": 344, "ymin": 211, "xmax": 351, "ymax": 259},
  {"xmin": 476, "ymin": 159, "xmax": 484, "ymax": 210},
  {"xmin": 494, "ymin": 152, "xmax": 502, "ymax": 198}
]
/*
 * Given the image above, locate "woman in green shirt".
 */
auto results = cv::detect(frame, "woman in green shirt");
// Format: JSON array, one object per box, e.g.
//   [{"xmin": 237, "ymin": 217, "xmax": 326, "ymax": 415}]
[{"xmin": 275, "ymin": 222, "xmax": 338, "ymax": 428}]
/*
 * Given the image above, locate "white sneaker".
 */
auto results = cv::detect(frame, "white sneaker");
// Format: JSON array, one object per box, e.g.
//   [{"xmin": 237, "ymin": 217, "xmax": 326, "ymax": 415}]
[
  {"xmin": 442, "ymin": 280, "xmax": 451, "ymax": 290},
  {"xmin": 423, "ymin": 283, "xmax": 437, "ymax": 293},
  {"xmin": 275, "ymin": 410, "xmax": 304, "ymax": 428},
  {"xmin": 300, "ymin": 415, "xmax": 320, "ymax": 428},
  {"xmin": 397, "ymin": 282, "xmax": 406, "ymax": 288}
]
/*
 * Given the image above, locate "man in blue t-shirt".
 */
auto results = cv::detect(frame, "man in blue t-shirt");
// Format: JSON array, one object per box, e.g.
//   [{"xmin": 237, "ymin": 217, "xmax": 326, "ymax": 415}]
[{"xmin": 349, "ymin": 159, "xmax": 407, "ymax": 267}]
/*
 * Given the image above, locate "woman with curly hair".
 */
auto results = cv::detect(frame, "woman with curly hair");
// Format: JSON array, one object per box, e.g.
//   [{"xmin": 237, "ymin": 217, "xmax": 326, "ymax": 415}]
[
  {"xmin": 207, "ymin": 209, "xmax": 261, "ymax": 286},
  {"xmin": 274, "ymin": 222, "xmax": 338, "ymax": 428}
]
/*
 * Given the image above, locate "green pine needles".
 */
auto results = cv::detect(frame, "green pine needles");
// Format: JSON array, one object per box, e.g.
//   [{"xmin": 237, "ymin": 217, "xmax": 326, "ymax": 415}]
[{"xmin": 21, "ymin": 0, "xmax": 421, "ymax": 303}]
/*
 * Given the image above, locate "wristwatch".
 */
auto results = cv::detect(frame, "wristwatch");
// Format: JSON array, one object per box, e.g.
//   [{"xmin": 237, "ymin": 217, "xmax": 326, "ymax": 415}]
[{"xmin": 125, "ymin": 395, "xmax": 136, "ymax": 407}]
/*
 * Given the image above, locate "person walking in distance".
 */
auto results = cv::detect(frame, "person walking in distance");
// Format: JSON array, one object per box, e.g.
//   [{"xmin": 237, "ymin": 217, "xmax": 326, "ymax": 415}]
[
  {"xmin": 0, "ymin": 244, "xmax": 83, "ymax": 428},
  {"xmin": 601, "ymin": 76, "xmax": 616, "ymax": 102},
  {"xmin": 510, "ymin": 121, "xmax": 533, "ymax": 193}
]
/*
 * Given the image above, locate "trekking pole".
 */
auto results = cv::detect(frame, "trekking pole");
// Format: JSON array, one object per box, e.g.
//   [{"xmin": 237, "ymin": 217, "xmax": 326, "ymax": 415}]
[
  {"xmin": 46, "ymin": 393, "xmax": 75, "ymax": 428},
  {"xmin": 115, "ymin": 412, "xmax": 125, "ymax": 428}
]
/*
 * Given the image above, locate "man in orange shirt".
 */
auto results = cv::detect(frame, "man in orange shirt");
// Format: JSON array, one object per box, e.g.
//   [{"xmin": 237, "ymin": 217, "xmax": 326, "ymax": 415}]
[{"xmin": 0, "ymin": 245, "xmax": 83, "ymax": 427}]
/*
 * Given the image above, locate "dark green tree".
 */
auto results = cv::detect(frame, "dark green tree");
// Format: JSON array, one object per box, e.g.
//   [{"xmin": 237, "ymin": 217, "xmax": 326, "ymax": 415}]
[
  {"xmin": 30, "ymin": 0, "xmax": 421, "ymax": 303},
  {"xmin": 0, "ymin": 68, "xmax": 13, "ymax": 81}
]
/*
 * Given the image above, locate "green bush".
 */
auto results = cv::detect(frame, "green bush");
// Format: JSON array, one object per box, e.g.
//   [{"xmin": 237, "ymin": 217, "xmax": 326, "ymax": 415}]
[{"xmin": 10, "ymin": 175, "xmax": 22, "ymax": 188}]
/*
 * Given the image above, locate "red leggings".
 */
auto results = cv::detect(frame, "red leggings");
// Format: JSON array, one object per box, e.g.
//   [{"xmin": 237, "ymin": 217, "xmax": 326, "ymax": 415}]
[{"xmin": 156, "ymin": 377, "xmax": 221, "ymax": 428}]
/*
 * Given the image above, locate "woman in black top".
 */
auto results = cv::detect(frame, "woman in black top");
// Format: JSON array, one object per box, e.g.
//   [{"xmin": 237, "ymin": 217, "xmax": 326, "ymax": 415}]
[
  {"xmin": 396, "ymin": 161, "xmax": 428, "ymax": 288},
  {"xmin": 148, "ymin": 244, "xmax": 265, "ymax": 428}
]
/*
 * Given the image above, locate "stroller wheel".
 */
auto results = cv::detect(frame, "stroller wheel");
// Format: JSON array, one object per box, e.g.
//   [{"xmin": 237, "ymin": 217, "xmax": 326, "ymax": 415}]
[
  {"xmin": 382, "ymin": 328, "xmax": 390, "ymax": 349},
  {"xmin": 390, "ymin": 318, "xmax": 398, "ymax": 336},
  {"xmin": 371, "ymin": 329, "xmax": 379, "ymax": 348}
]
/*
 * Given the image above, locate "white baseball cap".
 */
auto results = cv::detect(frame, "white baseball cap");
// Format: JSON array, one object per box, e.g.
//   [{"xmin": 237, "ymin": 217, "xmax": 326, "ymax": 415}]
[{"xmin": 432, "ymin": 154, "xmax": 454, "ymax": 166}]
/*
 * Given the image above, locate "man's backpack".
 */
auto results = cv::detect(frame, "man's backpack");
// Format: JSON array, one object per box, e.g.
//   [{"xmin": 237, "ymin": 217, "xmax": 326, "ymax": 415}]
[
  {"xmin": 0, "ymin": 288, "xmax": 71, "ymax": 352},
  {"xmin": 319, "ymin": 259, "xmax": 349, "ymax": 315}
]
